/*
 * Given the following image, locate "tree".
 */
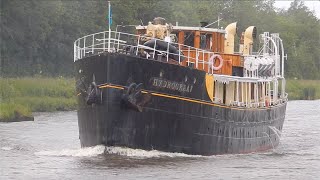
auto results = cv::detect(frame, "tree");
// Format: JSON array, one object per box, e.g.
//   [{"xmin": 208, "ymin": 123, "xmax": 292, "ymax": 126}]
[{"xmin": 0, "ymin": 0, "xmax": 319, "ymax": 79}]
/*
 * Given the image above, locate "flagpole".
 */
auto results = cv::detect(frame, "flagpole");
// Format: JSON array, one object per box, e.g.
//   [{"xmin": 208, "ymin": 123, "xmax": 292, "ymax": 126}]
[{"xmin": 108, "ymin": 1, "xmax": 111, "ymax": 52}]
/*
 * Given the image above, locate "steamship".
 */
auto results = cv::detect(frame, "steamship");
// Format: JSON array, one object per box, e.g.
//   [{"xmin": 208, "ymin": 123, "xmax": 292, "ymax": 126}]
[{"xmin": 74, "ymin": 17, "xmax": 287, "ymax": 155}]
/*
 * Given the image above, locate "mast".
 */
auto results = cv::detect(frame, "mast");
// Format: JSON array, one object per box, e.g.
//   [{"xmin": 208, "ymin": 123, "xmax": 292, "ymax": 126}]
[{"xmin": 108, "ymin": 1, "xmax": 111, "ymax": 52}]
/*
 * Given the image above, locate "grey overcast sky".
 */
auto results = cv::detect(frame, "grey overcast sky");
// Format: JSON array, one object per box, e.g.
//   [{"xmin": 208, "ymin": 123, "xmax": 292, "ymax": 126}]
[{"xmin": 275, "ymin": 0, "xmax": 320, "ymax": 18}]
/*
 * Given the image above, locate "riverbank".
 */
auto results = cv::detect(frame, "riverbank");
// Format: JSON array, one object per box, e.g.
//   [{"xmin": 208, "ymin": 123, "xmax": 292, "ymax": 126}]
[
  {"xmin": 1, "ymin": 78, "xmax": 319, "ymax": 122},
  {"xmin": 0, "ymin": 77, "xmax": 76, "ymax": 122},
  {"xmin": 286, "ymin": 79, "xmax": 320, "ymax": 100}
]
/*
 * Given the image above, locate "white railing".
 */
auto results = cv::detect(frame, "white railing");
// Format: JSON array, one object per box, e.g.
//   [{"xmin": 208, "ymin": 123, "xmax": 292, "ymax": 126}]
[
  {"xmin": 229, "ymin": 98, "xmax": 286, "ymax": 108},
  {"xmin": 243, "ymin": 32, "xmax": 286, "ymax": 79},
  {"xmin": 74, "ymin": 30, "xmax": 216, "ymax": 74}
]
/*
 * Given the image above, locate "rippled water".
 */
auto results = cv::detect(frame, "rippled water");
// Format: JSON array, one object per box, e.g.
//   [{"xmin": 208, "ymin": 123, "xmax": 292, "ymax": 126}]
[{"xmin": 1, "ymin": 100, "xmax": 319, "ymax": 179}]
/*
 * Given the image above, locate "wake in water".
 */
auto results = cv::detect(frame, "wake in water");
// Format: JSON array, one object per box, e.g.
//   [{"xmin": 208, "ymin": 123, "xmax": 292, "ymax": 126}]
[
  {"xmin": 35, "ymin": 145, "xmax": 286, "ymax": 159},
  {"xmin": 0, "ymin": 142, "xmax": 32, "ymax": 152},
  {"xmin": 1, "ymin": 146, "xmax": 13, "ymax": 151},
  {"xmin": 105, "ymin": 146, "xmax": 202, "ymax": 158},
  {"xmin": 35, "ymin": 145, "xmax": 202, "ymax": 158},
  {"xmin": 35, "ymin": 145, "xmax": 106, "ymax": 157}
]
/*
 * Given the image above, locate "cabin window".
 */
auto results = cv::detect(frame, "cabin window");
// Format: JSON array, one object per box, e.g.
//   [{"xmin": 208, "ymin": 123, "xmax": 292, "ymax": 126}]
[
  {"xmin": 213, "ymin": 81, "xmax": 216, "ymax": 101},
  {"xmin": 239, "ymin": 82, "xmax": 242, "ymax": 102},
  {"xmin": 223, "ymin": 83, "xmax": 226, "ymax": 104},
  {"xmin": 200, "ymin": 33, "xmax": 212, "ymax": 50},
  {"xmin": 184, "ymin": 32, "xmax": 194, "ymax": 47},
  {"xmin": 200, "ymin": 34, "xmax": 206, "ymax": 49},
  {"xmin": 170, "ymin": 32, "xmax": 179, "ymax": 43},
  {"xmin": 251, "ymin": 83, "xmax": 255, "ymax": 100}
]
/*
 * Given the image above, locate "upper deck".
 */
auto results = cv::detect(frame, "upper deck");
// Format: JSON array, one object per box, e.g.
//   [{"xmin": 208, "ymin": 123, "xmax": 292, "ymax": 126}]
[
  {"xmin": 73, "ymin": 18, "xmax": 288, "ymax": 107},
  {"xmin": 74, "ymin": 20, "xmax": 284, "ymax": 78}
]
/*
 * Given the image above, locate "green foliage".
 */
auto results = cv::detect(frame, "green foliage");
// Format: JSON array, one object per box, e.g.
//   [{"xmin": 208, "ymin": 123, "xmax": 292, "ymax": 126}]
[
  {"xmin": 0, "ymin": 78, "xmax": 76, "ymax": 120},
  {"xmin": 0, "ymin": 0, "xmax": 319, "ymax": 79},
  {"xmin": 14, "ymin": 96, "xmax": 76, "ymax": 112},
  {"xmin": 0, "ymin": 103, "xmax": 32, "ymax": 120},
  {"xmin": 9, "ymin": 77, "xmax": 75, "ymax": 98},
  {"xmin": 286, "ymin": 79, "xmax": 320, "ymax": 100}
]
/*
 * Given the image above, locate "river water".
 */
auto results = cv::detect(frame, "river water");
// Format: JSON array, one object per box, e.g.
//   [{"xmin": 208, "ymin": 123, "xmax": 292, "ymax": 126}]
[{"xmin": 1, "ymin": 100, "xmax": 319, "ymax": 179}]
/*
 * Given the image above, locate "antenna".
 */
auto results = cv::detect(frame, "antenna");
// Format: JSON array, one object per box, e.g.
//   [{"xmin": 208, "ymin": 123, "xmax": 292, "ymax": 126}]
[
  {"xmin": 140, "ymin": 19, "xmax": 144, "ymax": 26},
  {"xmin": 204, "ymin": 17, "xmax": 223, "ymax": 28}
]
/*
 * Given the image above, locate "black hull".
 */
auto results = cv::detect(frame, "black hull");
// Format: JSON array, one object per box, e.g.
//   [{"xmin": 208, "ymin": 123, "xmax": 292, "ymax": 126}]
[{"xmin": 75, "ymin": 53, "xmax": 286, "ymax": 155}]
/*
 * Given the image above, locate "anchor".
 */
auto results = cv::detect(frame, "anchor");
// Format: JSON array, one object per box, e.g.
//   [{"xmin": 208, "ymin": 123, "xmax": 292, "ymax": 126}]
[
  {"xmin": 86, "ymin": 74, "xmax": 102, "ymax": 105},
  {"xmin": 121, "ymin": 83, "xmax": 151, "ymax": 112}
]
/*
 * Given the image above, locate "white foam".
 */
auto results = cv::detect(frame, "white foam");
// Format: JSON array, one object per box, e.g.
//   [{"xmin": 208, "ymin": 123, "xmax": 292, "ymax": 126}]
[
  {"xmin": 105, "ymin": 146, "xmax": 203, "ymax": 158},
  {"xmin": 35, "ymin": 145, "xmax": 105, "ymax": 157},
  {"xmin": 35, "ymin": 145, "xmax": 203, "ymax": 158},
  {"xmin": 1, "ymin": 146, "xmax": 13, "ymax": 151}
]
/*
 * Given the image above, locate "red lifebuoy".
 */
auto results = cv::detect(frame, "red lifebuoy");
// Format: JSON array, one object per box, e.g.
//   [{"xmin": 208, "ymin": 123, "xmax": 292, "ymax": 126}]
[{"xmin": 209, "ymin": 55, "xmax": 223, "ymax": 71}]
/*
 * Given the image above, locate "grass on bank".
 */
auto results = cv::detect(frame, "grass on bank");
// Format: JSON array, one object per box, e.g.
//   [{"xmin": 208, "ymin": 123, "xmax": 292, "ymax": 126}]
[
  {"xmin": 286, "ymin": 79, "xmax": 320, "ymax": 100},
  {"xmin": 0, "ymin": 77, "xmax": 76, "ymax": 121},
  {"xmin": 0, "ymin": 103, "xmax": 32, "ymax": 121}
]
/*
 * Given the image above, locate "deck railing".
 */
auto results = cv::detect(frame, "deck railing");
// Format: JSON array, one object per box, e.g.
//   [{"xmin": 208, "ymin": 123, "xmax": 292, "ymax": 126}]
[
  {"xmin": 74, "ymin": 30, "xmax": 288, "ymax": 108},
  {"xmin": 74, "ymin": 30, "xmax": 215, "ymax": 74}
]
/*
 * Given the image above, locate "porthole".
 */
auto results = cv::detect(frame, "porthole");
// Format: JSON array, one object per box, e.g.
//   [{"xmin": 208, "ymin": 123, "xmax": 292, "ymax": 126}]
[{"xmin": 159, "ymin": 70, "xmax": 164, "ymax": 77}]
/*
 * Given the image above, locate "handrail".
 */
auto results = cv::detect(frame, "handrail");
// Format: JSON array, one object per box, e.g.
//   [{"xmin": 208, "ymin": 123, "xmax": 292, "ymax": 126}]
[{"xmin": 74, "ymin": 30, "xmax": 214, "ymax": 74}]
